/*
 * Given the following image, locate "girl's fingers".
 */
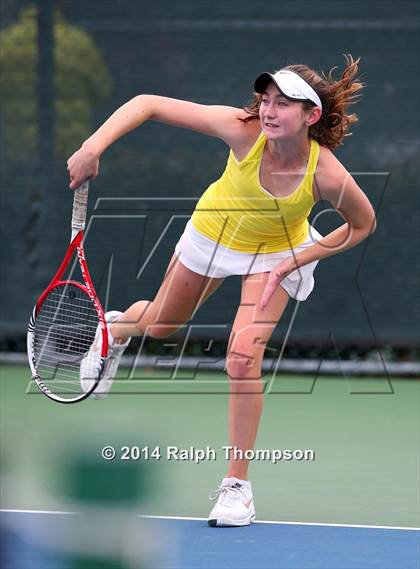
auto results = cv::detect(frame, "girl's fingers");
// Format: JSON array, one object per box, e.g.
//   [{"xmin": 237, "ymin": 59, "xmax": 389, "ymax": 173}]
[
  {"xmin": 260, "ymin": 265, "xmax": 290, "ymax": 309},
  {"xmin": 260, "ymin": 278, "xmax": 278, "ymax": 310}
]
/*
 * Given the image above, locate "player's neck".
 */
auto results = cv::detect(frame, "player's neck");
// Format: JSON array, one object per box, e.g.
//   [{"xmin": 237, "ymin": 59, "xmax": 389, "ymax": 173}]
[{"xmin": 266, "ymin": 135, "xmax": 311, "ymax": 169}]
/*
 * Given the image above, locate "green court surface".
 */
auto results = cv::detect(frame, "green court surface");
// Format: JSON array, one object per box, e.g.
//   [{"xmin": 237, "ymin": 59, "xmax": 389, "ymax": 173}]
[{"xmin": 1, "ymin": 364, "xmax": 419, "ymax": 528}]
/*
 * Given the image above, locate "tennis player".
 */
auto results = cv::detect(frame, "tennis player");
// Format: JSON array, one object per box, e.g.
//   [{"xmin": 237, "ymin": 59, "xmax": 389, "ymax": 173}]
[{"xmin": 67, "ymin": 55, "xmax": 376, "ymax": 527}]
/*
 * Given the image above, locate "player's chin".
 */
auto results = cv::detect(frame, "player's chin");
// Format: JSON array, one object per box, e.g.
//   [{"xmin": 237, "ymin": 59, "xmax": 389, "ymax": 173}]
[{"xmin": 262, "ymin": 126, "xmax": 284, "ymax": 139}]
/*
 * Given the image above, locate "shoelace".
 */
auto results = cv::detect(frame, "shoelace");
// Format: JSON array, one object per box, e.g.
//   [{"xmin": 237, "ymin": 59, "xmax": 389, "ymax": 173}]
[{"xmin": 209, "ymin": 483, "xmax": 246, "ymax": 506}]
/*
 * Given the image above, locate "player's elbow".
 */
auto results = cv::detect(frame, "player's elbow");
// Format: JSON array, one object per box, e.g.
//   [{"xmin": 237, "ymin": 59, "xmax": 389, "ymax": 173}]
[
  {"xmin": 359, "ymin": 216, "xmax": 377, "ymax": 240},
  {"xmin": 133, "ymin": 94, "xmax": 157, "ymax": 119},
  {"xmin": 369, "ymin": 215, "xmax": 377, "ymax": 235},
  {"xmin": 352, "ymin": 214, "xmax": 377, "ymax": 241},
  {"xmin": 359, "ymin": 208, "xmax": 377, "ymax": 237}
]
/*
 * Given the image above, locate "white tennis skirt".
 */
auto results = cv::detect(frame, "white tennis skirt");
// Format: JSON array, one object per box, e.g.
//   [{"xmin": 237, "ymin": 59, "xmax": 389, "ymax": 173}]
[{"xmin": 175, "ymin": 220, "xmax": 322, "ymax": 301}]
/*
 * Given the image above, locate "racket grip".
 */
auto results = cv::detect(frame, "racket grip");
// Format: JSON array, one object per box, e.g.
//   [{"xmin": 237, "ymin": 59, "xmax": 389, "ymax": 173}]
[{"xmin": 71, "ymin": 180, "xmax": 90, "ymax": 236}]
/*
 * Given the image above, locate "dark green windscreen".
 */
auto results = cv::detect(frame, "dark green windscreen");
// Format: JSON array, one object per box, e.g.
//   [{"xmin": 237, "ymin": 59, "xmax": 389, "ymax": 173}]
[{"xmin": 1, "ymin": 1, "xmax": 419, "ymax": 347}]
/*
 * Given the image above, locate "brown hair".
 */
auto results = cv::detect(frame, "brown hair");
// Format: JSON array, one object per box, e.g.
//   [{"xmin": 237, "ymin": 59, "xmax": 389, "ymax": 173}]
[{"xmin": 241, "ymin": 54, "xmax": 364, "ymax": 149}]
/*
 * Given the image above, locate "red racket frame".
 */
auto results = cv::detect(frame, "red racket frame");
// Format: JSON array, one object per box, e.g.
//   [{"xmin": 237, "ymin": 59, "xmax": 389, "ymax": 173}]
[{"xmin": 28, "ymin": 229, "xmax": 109, "ymax": 403}]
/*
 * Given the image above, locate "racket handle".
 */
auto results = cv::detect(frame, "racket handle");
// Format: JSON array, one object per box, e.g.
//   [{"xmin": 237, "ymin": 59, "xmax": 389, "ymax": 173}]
[{"xmin": 71, "ymin": 180, "xmax": 90, "ymax": 239}]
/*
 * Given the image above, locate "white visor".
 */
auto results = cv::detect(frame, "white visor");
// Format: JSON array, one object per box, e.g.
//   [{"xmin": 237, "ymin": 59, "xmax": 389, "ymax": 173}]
[{"xmin": 254, "ymin": 69, "xmax": 322, "ymax": 110}]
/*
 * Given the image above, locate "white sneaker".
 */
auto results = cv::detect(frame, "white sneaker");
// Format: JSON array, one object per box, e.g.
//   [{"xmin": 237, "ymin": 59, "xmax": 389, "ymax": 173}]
[
  {"xmin": 80, "ymin": 310, "xmax": 131, "ymax": 399},
  {"xmin": 208, "ymin": 477, "xmax": 256, "ymax": 527}
]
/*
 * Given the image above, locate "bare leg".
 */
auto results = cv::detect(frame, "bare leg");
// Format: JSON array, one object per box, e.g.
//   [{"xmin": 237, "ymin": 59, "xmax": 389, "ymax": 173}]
[
  {"xmin": 225, "ymin": 273, "xmax": 289, "ymax": 480},
  {"xmin": 109, "ymin": 253, "xmax": 223, "ymax": 342}
]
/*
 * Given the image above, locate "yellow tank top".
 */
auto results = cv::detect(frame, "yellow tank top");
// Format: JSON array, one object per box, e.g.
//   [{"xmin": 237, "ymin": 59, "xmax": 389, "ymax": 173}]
[{"xmin": 191, "ymin": 132, "xmax": 319, "ymax": 253}]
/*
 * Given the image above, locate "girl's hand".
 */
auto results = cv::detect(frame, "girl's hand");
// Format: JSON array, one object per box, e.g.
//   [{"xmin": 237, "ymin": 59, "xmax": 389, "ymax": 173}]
[
  {"xmin": 260, "ymin": 257, "xmax": 297, "ymax": 310},
  {"xmin": 67, "ymin": 143, "xmax": 100, "ymax": 190}
]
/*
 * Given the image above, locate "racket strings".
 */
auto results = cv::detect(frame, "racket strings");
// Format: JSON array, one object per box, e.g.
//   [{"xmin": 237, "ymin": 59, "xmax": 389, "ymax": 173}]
[{"xmin": 33, "ymin": 284, "xmax": 101, "ymax": 397}]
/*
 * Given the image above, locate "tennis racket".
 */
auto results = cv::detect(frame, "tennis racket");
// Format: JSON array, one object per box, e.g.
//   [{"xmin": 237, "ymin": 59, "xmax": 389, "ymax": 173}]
[{"xmin": 27, "ymin": 181, "xmax": 108, "ymax": 403}]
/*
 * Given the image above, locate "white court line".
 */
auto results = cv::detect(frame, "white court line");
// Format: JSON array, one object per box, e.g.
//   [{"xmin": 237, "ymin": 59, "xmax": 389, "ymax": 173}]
[
  {"xmin": 1, "ymin": 509, "xmax": 419, "ymax": 531},
  {"xmin": 140, "ymin": 514, "xmax": 420, "ymax": 531},
  {"xmin": 1, "ymin": 509, "xmax": 77, "ymax": 515}
]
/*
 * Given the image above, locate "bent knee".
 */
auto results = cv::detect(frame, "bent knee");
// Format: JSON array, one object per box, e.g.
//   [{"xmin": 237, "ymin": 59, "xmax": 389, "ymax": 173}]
[{"xmin": 226, "ymin": 351, "xmax": 263, "ymax": 380}]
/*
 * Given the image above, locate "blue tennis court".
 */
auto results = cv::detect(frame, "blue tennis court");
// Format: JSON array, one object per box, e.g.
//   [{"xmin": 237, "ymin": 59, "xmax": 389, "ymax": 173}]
[
  {"xmin": 2, "ymin": 511, "xmax": 419, "ymax": 569},
  {"xmin": 148, "ymin": 517, "xmax": 420, "ymax": 569}
]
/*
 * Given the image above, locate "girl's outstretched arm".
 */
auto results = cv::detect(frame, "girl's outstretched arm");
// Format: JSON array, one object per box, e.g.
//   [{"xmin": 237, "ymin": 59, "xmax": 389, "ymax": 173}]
[{"xmin": 67, "ymin": 94, "xmax": 250, "ymax": 189}]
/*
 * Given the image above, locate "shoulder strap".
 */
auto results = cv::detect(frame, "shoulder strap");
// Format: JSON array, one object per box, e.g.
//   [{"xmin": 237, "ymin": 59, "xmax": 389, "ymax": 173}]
[{"xmin": 307, "ymin": 139, "xmax": 320, "ymax": 176}]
